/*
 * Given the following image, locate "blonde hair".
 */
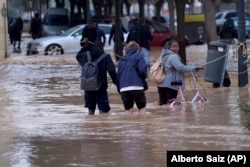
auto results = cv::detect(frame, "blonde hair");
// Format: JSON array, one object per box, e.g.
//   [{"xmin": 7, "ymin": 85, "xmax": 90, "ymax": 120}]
[{"xmin": 126, "ymin": 41, "xmax": 140, "ymax": 52}]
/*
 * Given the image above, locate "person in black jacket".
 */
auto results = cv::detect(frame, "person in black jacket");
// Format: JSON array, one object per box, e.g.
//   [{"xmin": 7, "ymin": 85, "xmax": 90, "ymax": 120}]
[
  {"xmin": 76, "ymin": 24, "xmax": 117, "ymax": 115},
  {"xmin": 91, "ymin": 19, "xmax": 106, "ymax": 46},
  {"xmin": 126, "ymin": 17, "xmax": 154, "ymax": 67},
  {"xmin": 108, "ymin": 19, "xmax": 127, "ymax": 61},
  {"xmin": 30, "ymin": 13, "xmax": 42, "ymax": 40},
  {"xmin": 11, "ymin": 17, "xmax": 23, "ymax": 52}
]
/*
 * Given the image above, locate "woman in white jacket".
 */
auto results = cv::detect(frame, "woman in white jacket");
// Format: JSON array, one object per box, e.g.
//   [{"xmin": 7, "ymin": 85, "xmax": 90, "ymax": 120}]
[{"xmin": 157, "ymin": 40, "xmax": 195, "ymax": 105}]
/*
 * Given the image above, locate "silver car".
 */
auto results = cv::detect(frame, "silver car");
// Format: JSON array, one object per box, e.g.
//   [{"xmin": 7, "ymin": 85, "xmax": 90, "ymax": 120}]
[{"xmin": 26, "ymin": 24, "xmax": 123, "ymax": 56}]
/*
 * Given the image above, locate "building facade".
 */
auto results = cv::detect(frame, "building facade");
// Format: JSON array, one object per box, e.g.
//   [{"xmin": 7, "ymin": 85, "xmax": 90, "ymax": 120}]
[{"xmin": 0, "ymin": 0, "xmax": 8, "ymax": 60}]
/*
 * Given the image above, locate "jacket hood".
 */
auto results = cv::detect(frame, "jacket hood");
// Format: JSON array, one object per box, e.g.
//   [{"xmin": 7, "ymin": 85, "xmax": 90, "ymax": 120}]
[
  {"xmin": 90, "ymin": 46, "xmax": 104, "ymax": 59},
  {"xmin": 80, "ymin": 43, "xmax": 104, "ymax": 60},
  {"xmin": 120, "ymin": 50, "xmax": 138, "ymax": 62},
  {"xmin": 163, "ymin": 49, "xmax": 174, "ymax": 55}
]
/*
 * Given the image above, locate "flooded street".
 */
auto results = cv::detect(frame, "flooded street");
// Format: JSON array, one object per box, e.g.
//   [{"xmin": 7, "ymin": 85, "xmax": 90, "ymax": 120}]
[{"xmin": 1, "ymin": 44, "xmax": 250, "ymax": 167}]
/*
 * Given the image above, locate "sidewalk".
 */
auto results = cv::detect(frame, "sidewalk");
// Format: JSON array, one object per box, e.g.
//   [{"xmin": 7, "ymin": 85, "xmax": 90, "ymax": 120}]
[{"xmin": 185, "ymin": 43, "xmax": 239, "ymax": 72}]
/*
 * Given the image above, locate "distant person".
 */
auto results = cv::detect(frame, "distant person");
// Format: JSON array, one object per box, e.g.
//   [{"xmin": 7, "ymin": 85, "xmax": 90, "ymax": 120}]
[
  {"xmin": 8, "ymin": 17, "xmax": 14, "ymax": 44},
  {"xmin": 126, "ymin": 17, "xmax": 154, "ymax": 67},
  {"xmin": 91, "ymin": 20, "xmax": 106, "ymax": 46},
  {"xmin": 30, "ymin": 13, "xmax": 42, "ymax": 40},
  {"xmin": 117, "ymin": 41, "xmax": 148, "ymax": 116},
  {"xmin": 10, "ymin": 17, "xmax": 23, "ymax": 52},
  {"xmin": 108, "ymin": 18, "xmax": 127, "ymax": 61}
]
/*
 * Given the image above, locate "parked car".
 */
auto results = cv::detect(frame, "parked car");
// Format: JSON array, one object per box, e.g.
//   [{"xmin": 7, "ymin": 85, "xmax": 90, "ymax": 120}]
[
  {"xmin": 215, "ymin": 11, "xmax": 250, "ymax": 34},
  {"xmin": 128, "ymin": 18, "xmax": 189, "ymax": 47},
  {"xmin": 219, "ymin": 17, "xmax": 250, "ymax": 39},
  {"xmin": 26, "ymin": 24, "xmax": 125, "ymax": 55},
  {"xmin": 42, "ymin": 8, "xmax": 70, "ymax": 36},
  {"xmin": 121, "ymin": 16, "xmax": 136, "ymax": 31},
  {"xmin": 152, "ymin": 15, "xmax": 177, "ymax": 28}
]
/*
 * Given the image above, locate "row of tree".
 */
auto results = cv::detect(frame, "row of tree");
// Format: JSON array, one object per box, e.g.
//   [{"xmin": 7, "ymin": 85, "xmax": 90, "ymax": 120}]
[
  {"xmin": 16, "ymin": 0, "xmax": 235, "ymax": 62},
  {"xmin": 51, "ymin": 0, "xmax": 236, "ymax": 63}
]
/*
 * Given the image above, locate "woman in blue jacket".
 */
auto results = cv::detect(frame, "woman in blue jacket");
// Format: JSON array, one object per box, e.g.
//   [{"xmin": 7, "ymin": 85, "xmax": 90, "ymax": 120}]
[{"xmin": 117, "ymin": 41, "xmax": 148, "ymax": 115}]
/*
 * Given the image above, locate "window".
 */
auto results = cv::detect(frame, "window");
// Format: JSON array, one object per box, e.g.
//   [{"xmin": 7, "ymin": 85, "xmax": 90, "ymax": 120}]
[
  {"xmin": 225, "ymin": 12, "xmax": 237, "ymax": 19},
  {"xmin": 216, "ymin": 13, "xmax": 223, "ymax": 19},
  {"xmin": 43, "ymin": 14, "xmax": 69, "ymax": 26},
  {"xmin": 99, "ymin": 25, "xmax": 111, "ymax": 34}
]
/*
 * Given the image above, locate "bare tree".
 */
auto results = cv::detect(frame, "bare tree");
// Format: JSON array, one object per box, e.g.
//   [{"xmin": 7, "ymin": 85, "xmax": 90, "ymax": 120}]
[
  {"xmin": 200, "ymin": 0, "xmax": 221, "ymax": 45},
  {"xmin": 123, "ymin": 0, "xmax": 132, "ymax": 16},
  {"xmin": 92, "ymin": 0, "xmax": 105, "ymax": 22},
  {"xmin": 154, "ymin": 0, "xmax": 165, "ymax": 21},
  {"xmin": 138, "ymin": 0, "xmax": 146, "ymax": 17},
  {"xmin": 106, "ymin": 0, "xmax": 113, "ymax": 16},
  {"xmin": 166, "ymin": 0, "xmax": 176, "ymax": 37},
  {"xmin": 175, "ymin": 0, "xmax": 188, "ymax": 64},
  {"xmin": 78, "ymin": 0, "xmax": 88, "ymax": 23},
  {"xmin": 69, "ymin": 0, "xmax": 81, "ymax": 25}
]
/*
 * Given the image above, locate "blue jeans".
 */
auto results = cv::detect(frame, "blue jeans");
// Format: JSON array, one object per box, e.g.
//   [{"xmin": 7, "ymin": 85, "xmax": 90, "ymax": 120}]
[{"xmin": 139, "ymin": 47, "xmax": 150, "ymax": 67}]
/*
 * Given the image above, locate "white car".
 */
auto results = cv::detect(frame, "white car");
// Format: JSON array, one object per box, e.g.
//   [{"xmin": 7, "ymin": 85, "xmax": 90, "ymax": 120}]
[
  {"xmin": 215, "ymin": 11, "xmax": 250, "ymax": 34},
  {"xmin": 26, "ymin": 24, "xmax": 128, "ymax": 55}
]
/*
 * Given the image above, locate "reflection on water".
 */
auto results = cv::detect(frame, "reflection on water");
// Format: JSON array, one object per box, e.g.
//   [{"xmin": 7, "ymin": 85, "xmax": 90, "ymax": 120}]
[{"xmin": 0, "ymin": 63, "xmax": 250, "ymax": 167}]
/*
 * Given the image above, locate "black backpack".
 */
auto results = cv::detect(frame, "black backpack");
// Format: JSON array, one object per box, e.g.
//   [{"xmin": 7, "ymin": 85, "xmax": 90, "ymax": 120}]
[
  {"xmin": 9, "ymin": 18, "xmax": 17, "ymax": 33},
  {"xmin": 80, "ymin": 51, "xmax": 107, "ymax": 91}
]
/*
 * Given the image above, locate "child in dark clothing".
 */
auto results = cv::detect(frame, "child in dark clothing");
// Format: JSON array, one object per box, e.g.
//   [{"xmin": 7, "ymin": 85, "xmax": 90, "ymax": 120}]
[{"xmin": 76, "ymin": 24, "xmax": 117, "ymax": 115}]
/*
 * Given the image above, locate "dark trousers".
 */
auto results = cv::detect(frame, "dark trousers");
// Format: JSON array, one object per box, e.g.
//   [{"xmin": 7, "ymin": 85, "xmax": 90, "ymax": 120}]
[
  {"xmin": 84, "ymin": 89, "xmax": 110, "ymax": 113},
  {"xmin": 157, "ymin": 87, "xmax": 178, "ymax": 105},
  {"xmin": 212, "ymin": 70, "xmax": 231, "ymax": 88}
]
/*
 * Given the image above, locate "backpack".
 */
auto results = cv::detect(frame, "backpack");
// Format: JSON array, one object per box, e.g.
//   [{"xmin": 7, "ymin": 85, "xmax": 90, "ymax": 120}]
[
  {"xmin": 80, "ymin": 51, "xmax": 107, "ymax": 91},
  {"xmin": 148, "ymin": 54, "xmax": 173, "ymax": 84},
  {"xmin": 128, "ymin": 26, "xmax": 142, "ymax": 44},
  {"xmin": 9, "ymin": 18, "xmax": 17, "ymax": 33}
]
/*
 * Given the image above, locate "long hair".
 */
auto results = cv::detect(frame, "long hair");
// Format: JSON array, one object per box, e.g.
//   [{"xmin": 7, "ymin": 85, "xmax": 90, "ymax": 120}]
[{"xmin": 164, "ymin": 39, "xmax": 178, "ymax": 49}]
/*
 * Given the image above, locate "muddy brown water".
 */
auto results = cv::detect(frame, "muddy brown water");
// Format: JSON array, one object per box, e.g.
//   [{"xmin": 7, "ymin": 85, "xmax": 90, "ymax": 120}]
[{"xmin": 0, "ymin": 47, "xmax": 250, "ymax": 167}]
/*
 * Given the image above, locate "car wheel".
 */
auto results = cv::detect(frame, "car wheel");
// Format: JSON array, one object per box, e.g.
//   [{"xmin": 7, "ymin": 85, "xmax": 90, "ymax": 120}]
[{"xmin": 45, "ymin": 44, "xmax": 63, "ymax": 55}]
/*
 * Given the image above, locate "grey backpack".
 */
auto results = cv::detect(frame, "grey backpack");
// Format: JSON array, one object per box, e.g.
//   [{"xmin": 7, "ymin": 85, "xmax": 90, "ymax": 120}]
[{"xmin": 80, "ymin": 51, "xmax": 107, "ymax": 91}]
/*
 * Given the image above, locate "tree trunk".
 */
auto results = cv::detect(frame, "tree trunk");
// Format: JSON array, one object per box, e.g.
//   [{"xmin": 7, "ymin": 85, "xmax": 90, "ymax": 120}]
[
  {"xmin": 76, "ymin": 0, "xmax": 83, "ymax": 24},
  {"xmin": 80, "ymin": 0, "xmax": 88, "ymax": 24},
  {"xmin": 124, "ymin": 0, "xmax": 131, "ymax": 16},
  {"xmin": 155, "ymin": 0, "xmax": 165, "ymax": 22},
  {"xmin": 92, "ymin": 0, "xmax": 104, "ymax": 22},
  {"xmin": 138, "ymin": 0, "xmax": 146, "ymax": 17},
  {"xmin": 69, "ymin": 0, "xmax": 76, "ymax": 25},
  {"xmin": 103, "ymin": 0, "xmax": 109, "ymax": 17},
  {"xmin": 175, "ymin": 0, "xmax": 187, "ymax": 64},
  {"xmin": 167, "ymin": 0, "xmax": 176, "ymax": 37},
  {"xmin": 200, "ymin": 0, "xmax": 221, "ymax": 47},
  {"xmin": 107, "ymin": 0, "xmax": 113, "ymax": 16}
]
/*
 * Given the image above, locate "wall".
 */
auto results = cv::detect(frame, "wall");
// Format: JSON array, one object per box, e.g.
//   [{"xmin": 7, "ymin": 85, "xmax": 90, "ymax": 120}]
[{"xmin": 0, "ymin": 0, "xmax": 8, "ymax": 60}]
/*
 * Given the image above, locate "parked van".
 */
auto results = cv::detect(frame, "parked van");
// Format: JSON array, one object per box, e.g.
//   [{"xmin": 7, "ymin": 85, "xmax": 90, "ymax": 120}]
[{"xmin": 42, "ymin": 8, "xmax": 70, "ymax": 36}]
